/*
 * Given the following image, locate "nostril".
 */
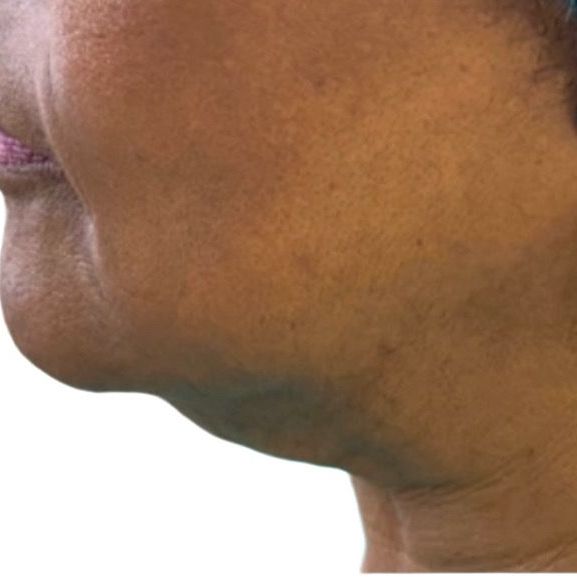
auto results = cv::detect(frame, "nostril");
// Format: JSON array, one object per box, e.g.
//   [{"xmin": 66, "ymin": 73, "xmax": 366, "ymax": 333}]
[{"xmin": 0, "ymin": 129, "xmax": 53, "ymax": 166}]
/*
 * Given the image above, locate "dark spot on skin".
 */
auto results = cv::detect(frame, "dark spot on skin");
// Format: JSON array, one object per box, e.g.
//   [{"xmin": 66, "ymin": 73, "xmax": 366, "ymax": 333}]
[
  {"xmin": 530, "ymin": 63, "xmax": 563, "ymax": 85},
  {"xmin": 381, "ymin": 391, "xmax": 399, "ymax": 409},
  {"xmin": 377, "ymin": 340, "xmax": 398, "ymax": 357},
  {"xmin": 293, "ymin": 251, "xmax": 318, "ymax": 279},
  {"xmin": 416, "ymin": 238, "xmax": 424, "ymax": 248},
  {"xmin": 308, "ymin": 74, "xmax": 329, "ymax": 92},
  {"xmin": 311, "ymin": 76, "xmax": 328, "ymax": 90}
]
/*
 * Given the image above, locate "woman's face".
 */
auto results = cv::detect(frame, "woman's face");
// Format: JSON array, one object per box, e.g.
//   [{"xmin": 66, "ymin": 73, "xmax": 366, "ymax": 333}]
[{"xmin": 2, "ymin": 0, "xmax": 577, "ymax": 485}]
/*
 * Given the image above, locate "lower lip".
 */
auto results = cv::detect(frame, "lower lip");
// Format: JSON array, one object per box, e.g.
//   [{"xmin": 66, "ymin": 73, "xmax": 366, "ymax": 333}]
[{"xmin": 0, "ymin": 129, "xmax": 64, "ymax": 180}]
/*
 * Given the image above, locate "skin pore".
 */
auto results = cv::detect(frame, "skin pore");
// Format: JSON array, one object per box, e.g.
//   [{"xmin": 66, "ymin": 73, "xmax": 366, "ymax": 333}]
[{"xmin": 3, "ymin": 0, "xmax": 577, "ymax": 571}]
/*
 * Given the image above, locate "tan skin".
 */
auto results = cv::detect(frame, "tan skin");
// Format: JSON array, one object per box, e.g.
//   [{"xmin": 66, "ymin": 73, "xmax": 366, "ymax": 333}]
[{"xmin": 3, "ymin": 0, "xmax": 577, "ymax": 571}]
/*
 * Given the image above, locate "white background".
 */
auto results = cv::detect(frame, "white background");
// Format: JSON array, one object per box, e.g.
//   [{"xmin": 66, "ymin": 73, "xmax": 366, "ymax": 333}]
[{"xmin": 0, "ymin": 201, "xmax": 365, "ymax": 576}]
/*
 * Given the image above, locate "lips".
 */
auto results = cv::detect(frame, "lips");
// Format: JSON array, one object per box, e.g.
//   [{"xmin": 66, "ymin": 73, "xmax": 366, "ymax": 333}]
[
  {"xmin": 0, "ymin": 126, "xmax": 65, "ymax": 191},
  {"xmin": 0, "ymin": 128, "xmax": 54, "ymax": 166}
]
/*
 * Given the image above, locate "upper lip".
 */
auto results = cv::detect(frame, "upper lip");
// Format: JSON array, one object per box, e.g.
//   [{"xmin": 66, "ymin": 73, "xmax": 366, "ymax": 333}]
[
  {"xmin": 0, "ymin": 3, "xmax": 57, "ymax": 157},
  {"xmin": 0, "ymin": 6, "xmax": 65, "ymax": 184}
]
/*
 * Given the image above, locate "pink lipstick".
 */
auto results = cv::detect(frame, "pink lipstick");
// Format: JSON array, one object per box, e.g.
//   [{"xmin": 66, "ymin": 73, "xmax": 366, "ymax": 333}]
[{"xmin": 0, "ymin": 128, "xmax": 54, "ymax": 167}]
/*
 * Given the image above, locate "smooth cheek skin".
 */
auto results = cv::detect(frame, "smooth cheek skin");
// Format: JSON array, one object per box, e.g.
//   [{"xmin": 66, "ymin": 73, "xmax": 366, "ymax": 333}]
[{"xmin": 4, "ymin": 0, "xmax": 577, "ymax": 488}]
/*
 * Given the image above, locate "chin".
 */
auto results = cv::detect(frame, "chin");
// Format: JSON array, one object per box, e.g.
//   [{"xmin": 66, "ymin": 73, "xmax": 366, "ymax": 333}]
[
  {"xmin": 2, "ymin": 302, "xmax": 129, "ymax": 394},
  {"xmin": 0, "ymin": 195, "xmax": 149, "ymax": 393},
  {"xmin": 0, "ymin": 257, "xmax": 147, "ymax": 395}
]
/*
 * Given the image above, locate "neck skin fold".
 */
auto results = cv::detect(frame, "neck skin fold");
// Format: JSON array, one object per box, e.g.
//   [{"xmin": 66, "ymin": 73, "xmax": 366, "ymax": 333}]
[{"xmin": 351, "ymin": 448, "xmax": 577, "ymax": 573}]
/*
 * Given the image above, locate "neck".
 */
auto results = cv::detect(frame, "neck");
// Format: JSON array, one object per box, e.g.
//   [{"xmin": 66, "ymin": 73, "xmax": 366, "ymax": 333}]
[{"xmin": 352, "ymin": 445, "xmax": 577, "ymax": 572}]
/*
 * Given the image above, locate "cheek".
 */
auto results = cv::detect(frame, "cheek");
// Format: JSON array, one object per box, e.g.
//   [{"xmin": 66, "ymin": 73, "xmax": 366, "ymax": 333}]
[
  {"xmin": 34, "ymin": 3, "xmax": 288, "ymax": 367},
  {"xmin": 44, "ymin": 0, "xmax": 278, "ymax": 205},
  {"xmin": 45, "ymin": 0, "xmax": 202, "ymax": 196},
  {"xmin": 25, "ymin": 0, "xmax": 424, "ymax": 392}
]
